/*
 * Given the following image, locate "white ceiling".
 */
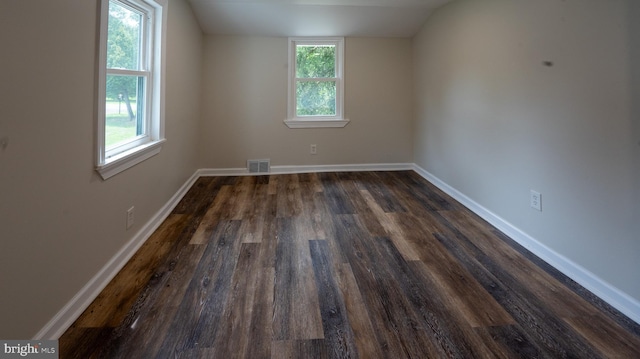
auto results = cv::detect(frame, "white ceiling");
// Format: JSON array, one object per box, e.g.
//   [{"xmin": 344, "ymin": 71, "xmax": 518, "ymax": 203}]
[{"xmin": 187, "ymin": 0, "xmax": 452, "ymax": 38}]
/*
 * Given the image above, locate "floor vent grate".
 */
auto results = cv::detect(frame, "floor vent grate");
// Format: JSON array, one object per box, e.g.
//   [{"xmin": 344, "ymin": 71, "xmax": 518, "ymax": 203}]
[{"xmin": 247, "ymin": 159, "xmax": 270, "ymax": 173}]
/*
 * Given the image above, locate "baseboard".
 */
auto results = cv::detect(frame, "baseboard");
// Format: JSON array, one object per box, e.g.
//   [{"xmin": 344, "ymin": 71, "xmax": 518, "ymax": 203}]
[
  {"xmin": 35, "ymin": 172, "xmax": 200, "ymax": 340},
  {"xmin": 412, "ymin": 164, "xmax": 640, "ymax": 325},
  {"xmin": 198, "ymin": 163, "xmax": 414, "ymax": 176}
]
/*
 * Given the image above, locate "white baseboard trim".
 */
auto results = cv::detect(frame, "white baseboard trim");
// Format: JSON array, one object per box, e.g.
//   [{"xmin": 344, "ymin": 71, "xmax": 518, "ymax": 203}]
[
  {"xmin": 197, "ymin": 167, "xmax": 249, "ymax": 176},
  {"xmin": 272, "ymin": 163, "xmax": 413, "ymax": 174},
  {"xmin": 35, "ymin": 172, "xmax": 200, "ymax": 340},
  {"xmin": 198, "ymin": 163, "xmax": 414, "ymax": 177},
  {"xmin": 412, "ymin": 164, "xmax": 640, "ymax": 325}
]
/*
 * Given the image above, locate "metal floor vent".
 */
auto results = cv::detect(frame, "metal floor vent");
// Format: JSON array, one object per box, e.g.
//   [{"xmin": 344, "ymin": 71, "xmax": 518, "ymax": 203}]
[{"xmin": 247, "ymin": 159, "xmax": 270, "ymax": 173}]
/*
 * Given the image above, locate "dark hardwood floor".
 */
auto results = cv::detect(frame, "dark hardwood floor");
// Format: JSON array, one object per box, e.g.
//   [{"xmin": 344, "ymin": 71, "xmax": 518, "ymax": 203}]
[{"xmin": 59, "ymin": 171, "xmax": 640, "ymax": 358}]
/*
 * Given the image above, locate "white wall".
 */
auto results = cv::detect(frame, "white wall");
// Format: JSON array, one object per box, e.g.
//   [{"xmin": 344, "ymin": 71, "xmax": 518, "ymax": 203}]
[
  {"xmin": 413, "ymin": 0, "xmax": 640, "ymax": 304},
  {"xmin": 631, "ymin": 1, "xmax": 640, "ymax": 249},
  {"xmin": 0, "ymin": 0, "xmax": 202, "ymax": 338},
  {"xmin": 198, "ymin": 36, "xmax": 413, "ymax": 168}
]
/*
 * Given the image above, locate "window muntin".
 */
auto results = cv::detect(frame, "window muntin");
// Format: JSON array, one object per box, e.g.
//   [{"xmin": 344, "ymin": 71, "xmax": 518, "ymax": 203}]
[
  {"xmin": 287, "ymin": 37, "xmax": 346, "ymax": 127},
  {"xmin": 97, "ymin": 0, "xmax": 165, "ymax": 179}
]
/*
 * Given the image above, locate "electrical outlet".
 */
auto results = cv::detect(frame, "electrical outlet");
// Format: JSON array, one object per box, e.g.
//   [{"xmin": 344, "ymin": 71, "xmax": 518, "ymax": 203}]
[
  {"xmin": 530, "ymin": 190, "xmax": 542, "ymax": 211},
  {"xmin": 310, "ymin": 144, "xmax": 317, "ymax": 155},
  {"xmin": 126, "ymin": 206, "xmax": 135, "ymax": 229}
]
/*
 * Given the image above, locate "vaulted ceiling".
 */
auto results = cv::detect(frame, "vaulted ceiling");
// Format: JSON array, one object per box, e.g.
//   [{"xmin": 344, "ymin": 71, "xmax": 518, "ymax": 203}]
[{"xmin": 187, "ymin": 0, "xmax": 452, "ymax": 37}]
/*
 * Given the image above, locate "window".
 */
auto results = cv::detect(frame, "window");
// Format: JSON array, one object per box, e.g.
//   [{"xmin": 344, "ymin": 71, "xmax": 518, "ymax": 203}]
[
  {"xmin": 285, "ymin": 37, "xmax": 349, "ymax": 129},
  {"xmin": 96, "ymin": 0, "xmax": 166, "ymax": 179}
]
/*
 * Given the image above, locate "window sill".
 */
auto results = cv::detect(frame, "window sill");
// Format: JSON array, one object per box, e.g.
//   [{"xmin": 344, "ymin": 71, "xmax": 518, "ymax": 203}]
[
  {"xmin": 284, "ymin": 118, "xmax": 350, "ymax": 129},
  {"xmin": 96, "ymin": 139, "xmax": 165, "ymax": 180}
]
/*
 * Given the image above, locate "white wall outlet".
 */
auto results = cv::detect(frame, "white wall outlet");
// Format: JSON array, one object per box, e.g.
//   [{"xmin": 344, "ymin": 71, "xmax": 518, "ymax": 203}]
[
  {"xmin": 310, "ymin": 144, "xmax": 317, "ymax": 155},
  {"xmin": 530, "ymin": 190, "xmax": 542, "ymax": 211},
  {"xmin": 126, "ymin": 206, "xmax": 135, "ymax": 229}
]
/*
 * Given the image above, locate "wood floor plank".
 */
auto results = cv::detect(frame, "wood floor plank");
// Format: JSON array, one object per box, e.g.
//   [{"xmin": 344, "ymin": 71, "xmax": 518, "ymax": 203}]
[
  {"xmin": 240, "ymin": 182, "xmax": 269, "ymax": 243},
  {"xmin": 491, "ymin": 228, "xmax": 640, "ymax": 337},
  {"xmin": 174, "ymin": 186, "xmax": 227, "ymax": 249},
  {"xmin": 331, "ymin": 214, "xmax": 441, "ymax": 358},
  {"xmin": 188, "ymin": 220, "xmax": 245, "ymax": 349},
  {"xmin": 258, "ymin": 193, "xmax": 279, "ymax": 269},
  {"xmin": 333, "ymin": 263, "xmax": 384, "ymax": 359},
  {"xmin": 267, "ymin": 175, "xmax": 278, "ymax": 195},
  {"xmin": 473, "ymin": 324, "xmax": 544, "ymax": 359},
  {"xmin": 59, "ymin": 171, "xmax": 640, "ymax": 358},
  {"xmin": 273, "ymin": 217, "xmax": 324, "ymax": 340},
  {"xmin": 433, "ymin": 231, "xmax": 604, "ymax": 358},
  {"xmin": 171, "ymin": 177, "xmax": 217, "ymax": 215},
  {"xmin": 441, "ymin": 209, "xmax": 627, "ymax": 326},
  {"xmin": 229, "ymin": 175, "xmax": 258, "ymax": 220},
  {"xmin": 272, "ymin": 339, "xmax": 329, "ymax": 359},
  {"xmin": 300, "ymin": 171, "xmax": 324, "ymax": 193},
  {"xmin": 210, "ymin": 242, "xmax": 262, "ymax": 358},
  {"xmin": 276, "ymin": 174, "xmax": 303, "ymax": 218},
  {"xmin": 270, "ymin": 340, "xmax": 294, "ymax": 359},
  {"xmin": 392, "ymin": 212, "xmax": 515, "ymax": 328},
  {"xmin": 342, "ymin": 190, "xmax": 387, "ymax": 239},
  {"xmin": 189, "ymin": 185, "xmax": 233, "ymax": 244},
  {"xmin": 318, "ymin": 172, "xmax": 356, "ymax": 215},
  {"xmin": 156, "ymin": 220, "xmax": 243, "ymax": 356},
  {"xmin": 360, "ymin": 171, "xmax": 407, "ymax": 213},
  {"xmin": 299, "ymin": 179, "xmax": 329, "ymax": 240},
  {"xmin": 73, "ymin": 213, "xmax": 190, "ymax": 328},
  {"xmin": 245, "ymin": 267, "xmax": 275, "ymax": 359},
  {"xmin": 412, "ymin": 255, "xmax": 515, "ymax": 328},
  {"xmin": 387, "ymin": 171, "xmax": 457, "ymax": 212},
  {"xmin": 331, "ymin": 173, "xmax": 373, "ymax": 214},
  {"xmin": 113, "ymin": 244, "xmax": 207, "ymax": 359},
  {"xmin": 360, "ymin": 190, "xmax": 421, "ymax": 261},
  {"xmin": 59, "ymin": 327, "xmax": 114, "ymax": 358},
  {"xmin": 309, "ymin": 240, "xmax": 359, "ymax": 358},
  {"xmin": 564, "ymin": 314, "xmax": 640, "ymax": 358},
  {"xmin": 271, "ymin": 217, "xmax": 300, "ymax": 341},
  {"xmin": 438, "ymin": 209, "xmax": 640, "ymax": 354},
  {"xmin": 309, "ymin": 186, "xmax": 347, "ymax": 265},
  {"xmin": 372, "ymin": 235, "xmax": 502, "ymax": 358},
  {"xmin": 65, "ymin": 238, "xmax": 209, "ymax": 358}
]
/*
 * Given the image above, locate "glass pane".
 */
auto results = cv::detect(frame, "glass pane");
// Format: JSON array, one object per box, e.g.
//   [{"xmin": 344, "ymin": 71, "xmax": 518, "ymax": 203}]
[
  {"xmin": 296, "ymin": 81, "xmax": 336, "ymax": 116},
  {"xmin": 107, "ymin": 1, "xmax": 143, "ymax": 70},
  {"xmin": 105, "ymin": 74, "xmax": 145, "ymax": 149},
  {"xmin": 296, "ymin": 45, "xmax": 335, "ymax": 78}
]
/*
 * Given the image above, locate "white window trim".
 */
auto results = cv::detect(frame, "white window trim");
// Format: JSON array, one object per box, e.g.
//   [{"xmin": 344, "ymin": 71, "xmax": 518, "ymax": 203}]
[
  {"xmin": 96, "ymin": 0, "xmax": 167, "ymax": 180},
  {"xmin": 285, "ymin": 37, "xmax": 349, "ymax": 129}
]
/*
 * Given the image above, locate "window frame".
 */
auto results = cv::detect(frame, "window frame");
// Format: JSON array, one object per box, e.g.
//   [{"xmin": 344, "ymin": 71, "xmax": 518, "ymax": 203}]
[
  {"xmin": 285, "ymin": 37, "xmax": 349, "ymax": 129},
  {"xmin": 96, "ymin": 0, "xmax": 166, "ymax": 180}
]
